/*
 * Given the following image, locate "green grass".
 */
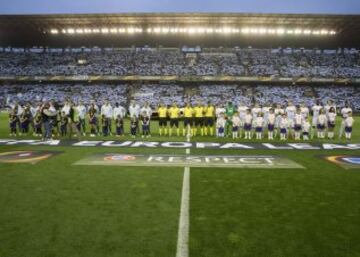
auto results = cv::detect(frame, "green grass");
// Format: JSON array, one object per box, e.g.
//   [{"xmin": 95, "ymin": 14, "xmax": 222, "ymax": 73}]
[{"xmin": 0, "ymin": 112, "xmax": 360, "ymax": 257}]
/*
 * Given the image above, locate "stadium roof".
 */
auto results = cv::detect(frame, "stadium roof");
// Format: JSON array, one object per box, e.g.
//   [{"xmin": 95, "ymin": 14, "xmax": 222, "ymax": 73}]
[{"xmin": 1, "ymin": 13, "xmax": 360, "ymax": 47}]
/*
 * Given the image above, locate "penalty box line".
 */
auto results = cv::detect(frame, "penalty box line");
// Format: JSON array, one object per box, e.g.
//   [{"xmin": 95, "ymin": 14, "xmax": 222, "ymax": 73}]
[{"xmin": 176, "ymin": 134, "xmax": 191, "ymax": 257}]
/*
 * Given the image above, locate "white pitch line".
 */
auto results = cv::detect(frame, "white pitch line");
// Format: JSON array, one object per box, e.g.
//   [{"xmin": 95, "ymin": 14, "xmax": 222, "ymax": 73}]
[{"xmin": 176, "ymin": 132, "xmax": 191, "ymax": 257}]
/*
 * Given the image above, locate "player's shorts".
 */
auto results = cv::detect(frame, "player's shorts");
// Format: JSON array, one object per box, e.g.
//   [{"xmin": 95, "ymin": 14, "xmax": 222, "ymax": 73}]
[
  {"xmin": 294, "ymin": 124, "xmax": 302, "ymax": 131},
  {"xmin": 255, "ymin": 127, "xmax": 263, "ymax": 132},
  {"xmin": 142, "ymin": 125, "xmax": 150, "ymax": 132},
  {"xmin": 268, "ymin": 124, "xmax": 274, "ymax": 131},
  {"xmin": 195, "ymin": 117, "xmax": 204, "ymax": 126},
  {"xmin": 244, "ymin": 123, "xmax": 252, "ymax": 131},
  {"xmin": 218, "ymin": 127, "xmax": 224, "ymax": 134},
  {"xmin": 170, "ymin": 119, "xmax": 179, "ymax": 127},
  {"xmin": 345, "ymin": 126, "xmax": 352, "ymax": 133},
  {"xmin": 232, "ymin": 126, "xmax": 239, "ymax": 132},
  {"xmin": 205, "ymin": 117, "xmax": 214, "ymax": 126},
  {"xmin": 159, "ymin": 118, "xmax": 167, "ymax": 126},
  {"xmin": 280, "ymin": 128, "xmax": 287, "ymax": 134},
  {"xmin": 184, "ymin": 118, "xmax": 193, "ymax": 127},
  {"xmin": 328, "ymin": 121, "xmax": 335, "ymax": 129},
  {"xmin": 303, "ymin": 132, "xmax": 309, "ymax": 136},
  {"xmin": 317, "ymin": 124, "xmax": 325, "ymax": 130},
  {"xmin": 89, "ymin": 117, "xmax": 97, "ymax": 125}
]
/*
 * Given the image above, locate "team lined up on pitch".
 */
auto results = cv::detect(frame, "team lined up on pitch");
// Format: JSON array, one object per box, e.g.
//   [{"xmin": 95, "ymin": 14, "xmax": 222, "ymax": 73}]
[{"xmin": 8, "ymin": 99, "xmax": 354, "ymax": 140}]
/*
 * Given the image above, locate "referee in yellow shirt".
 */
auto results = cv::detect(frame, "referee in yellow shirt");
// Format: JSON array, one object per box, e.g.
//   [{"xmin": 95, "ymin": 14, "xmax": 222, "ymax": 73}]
[
  {"xmin": 157, "ymin": 103, "xmax": 168, "ymax": 136},
  {"xmin": 183, "ymin": 102, "xmax": 194, "ymax": 136},
  {"xmin": 168, "ymin": 102, "xmax": 180, "ymax": 136},
  {"xmin": 204, "ymin": 101, "xmax": 215, "ymax": 136},
  {"xmin": 193, "ymin": 102, "xmax": 205, "ymax": 136}
]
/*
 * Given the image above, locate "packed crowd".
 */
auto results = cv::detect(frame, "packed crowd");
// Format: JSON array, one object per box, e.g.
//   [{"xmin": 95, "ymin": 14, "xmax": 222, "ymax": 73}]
[
  {"xmin": 2, "ymin": 83, "xmax": 360, "ymax": 111},
  {"xmin": 0, "ymin": 47, "xmax": 359, "ymax": 78}
]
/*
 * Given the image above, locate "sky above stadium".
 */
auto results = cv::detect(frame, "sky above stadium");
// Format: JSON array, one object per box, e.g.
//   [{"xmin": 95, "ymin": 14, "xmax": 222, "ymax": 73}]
[{"xmin": 1, "ymin": 0, "xmax": 360, "ymax": 15}]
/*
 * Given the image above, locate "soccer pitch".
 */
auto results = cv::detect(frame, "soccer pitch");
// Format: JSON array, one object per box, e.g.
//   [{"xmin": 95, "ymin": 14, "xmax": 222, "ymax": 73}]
[{"xmin": 1, "ymin": 112, "xmax": 360, "ymax": 257}]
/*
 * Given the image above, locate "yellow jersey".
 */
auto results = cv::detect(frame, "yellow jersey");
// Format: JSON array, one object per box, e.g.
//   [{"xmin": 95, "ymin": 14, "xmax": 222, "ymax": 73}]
[
  {"xmin": 205, "ymin": 106, "xmax": 215, "ymax": 117},
  {"xmin": 184, "ymin": 107, "xmax": 193, "ymax": 118},
  {"xmin": 194, "ymin": 106, "xmax": 204, "ymax": 118},
  {"xmin": 158, "ymin": 107, "xmax": 168, "ymax": 118},
  {"xmin": 169, "ymin": 107, "xmax": 180, "ymax": 119}
]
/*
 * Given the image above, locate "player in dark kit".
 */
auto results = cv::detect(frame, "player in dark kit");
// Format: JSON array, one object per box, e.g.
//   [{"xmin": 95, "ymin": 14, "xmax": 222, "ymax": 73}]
[
  {"xmin": 130, "ymin": 116, "xmax": 137, "ymax": 138},
  {"xmin": 9, "ymin": 109, "xmax": 18, "ymax": 136},
  {"xmin": 101, "ymin": 114, "xmax": 109, "ymax": 136},
  {"xmin": 19, "ymin": 108, "xmax": 30, "ymax": 135},
  {"xmin": 60, "ymin": 111, "xmax": 68, "ymax": 137},
  {"xmin": 88, "ymin": 104, "xmax": 98, "ymax": 137},
  {"xmin": 115, "ymin": 114, "xmax": 124, "ymax": 137},
  {"xmin": 141, "ymin": 113, "xmax": 151, "ymax": 138},
  {"xmin": 33, "ymin": 110, "xmax": 42, "ymax": 137}
]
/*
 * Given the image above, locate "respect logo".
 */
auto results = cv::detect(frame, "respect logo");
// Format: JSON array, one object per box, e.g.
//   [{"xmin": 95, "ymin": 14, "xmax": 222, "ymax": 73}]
[{"xmin": 104, "ymin": 155, "xmax": 137, "ymax": 162}]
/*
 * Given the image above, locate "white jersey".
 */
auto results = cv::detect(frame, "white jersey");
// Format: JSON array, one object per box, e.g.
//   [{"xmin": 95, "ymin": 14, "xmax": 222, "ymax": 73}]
[
  {"xmin": 302, "ymin": 121, "xmax": 311, "ymax": 133},
  {"xmin": 129, "ymin": 104, "xmax": 141, "ymax": 118},
  {"xmin": 268, "ymin": 113, "xmax": 276, "ymax": 125},
  {"xmin": 16, "ymin": 105, "xmax": 24, "ymax": 116},
  {"xmin": 262, "ymin": 107, "xmax": 271, "ymax": 122},
  {"xmin": 232, "ymin": 116, "xmax": 241, "ymax": 127},
  {"xmin": 216, "ymin": 118, "xmax": 226, "ymax": 128},
  {"xmin": 294, "ymin": 114, "xmax": 303, "ymax": 125},
  {"xmin": 327, "ymin": 112, "xmax": 336, "ymax": 123},
  {"xmin": 101, "ymin": 104, "xmax": 113, "ymax": 118},
  {"xmin": 61, "ymin": 104, "xmax": 71, "ymax": 116},
  {"xmin": 255, "ymin": 117, "xmax": 264, "ymax": 127},
  {"xmin": 140, "ymin": 106, "xmax": 153, "ymax": 117},
  {"xmin": 274, "ymin": 108, "xmax": 284, "ymax": 127},
  {"xmin": 113, "ymin": 106, "xmax": 126, "ymax": 119},
  {"xmin": 244, "ymin": 114, "xmax": 252, "ymax": 125},
  {"xmin": 30, "ymin": 106, "xmax": 39, "ymax": 117},
  {"xmin": 76, "ymin": 105, "xmax": 87, "ymax": 119},
  {"xmin": 275, "ymin": 108, "xmax": 284, "ymax": 116},
  {"xmin": 300, "ymin": 107, "xmax": 309, "ymax": 120},
  {"xmin": 324, "ymin": 105, "xmax": 336, "ymax": 115},
  {"xmin": 286, "ymin": 105, "xmax": 296, "ymax": 120},
  {"xmin": 279, "ymin": 117, "xmax": 289, "ymax": 129},
  {"xmin": 216, "ymin": 107, "xmax": 226, "ymax": 117},
  {"xmin": 251, "ymin": 107, "xmax": 262, "ymax": 119},
  {"xmin": 312, "ymin": 105, "xmax": 323, "ymax": 126},
  {"xmin": 237, "ymin": 106, "xmax": 248, "ymax": 120},
  {"xmin": 312, "ymin": 105, "xmax": 322, "ymax": 118},
  {"xmin": 341, "ymin": 107, "xmax": 352, "ymax": 119},
  {"xmin": 318, "ymin": 114, "xmax": 327, "ymax": 125},
  {"xmin": 345, "ymin": 117, "xmax": 354, "ymax": 127}
]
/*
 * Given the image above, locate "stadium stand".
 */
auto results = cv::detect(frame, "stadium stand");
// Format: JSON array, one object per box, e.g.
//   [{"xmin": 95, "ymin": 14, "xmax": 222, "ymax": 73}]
[{"xmin": 0, "ymin": 48, "xmax": 359, "ymax": 78}]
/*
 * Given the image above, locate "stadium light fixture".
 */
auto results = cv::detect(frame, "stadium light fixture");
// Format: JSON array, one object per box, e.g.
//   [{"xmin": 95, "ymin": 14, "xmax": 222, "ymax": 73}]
[
  {"xmin": 51, "ymin": 26, "xmax": 336, "ymax": 37},
  {"xmin": 101, "ymin": 28, "xmax": 109, "ymax": 34},
  {"xmin": 258, "ymin": 28, "xmax": 267, "ymax": 34},
  {"xmin": 161, "ymin": 27, "xmax": 169, "ymax": 34},
  {"xmin": 241, "ymin": 28, "xmax": 250, "ymax": 34},
  {"xmin": 276, "ymin": 28, "xmax": 285, "ymax": 35}
]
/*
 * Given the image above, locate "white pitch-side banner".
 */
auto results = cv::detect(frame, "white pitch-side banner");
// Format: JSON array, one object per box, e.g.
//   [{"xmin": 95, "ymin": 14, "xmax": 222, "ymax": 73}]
[{"xmin": 0, "ymin": 139, "xmax": 360, "ymax": 150}]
